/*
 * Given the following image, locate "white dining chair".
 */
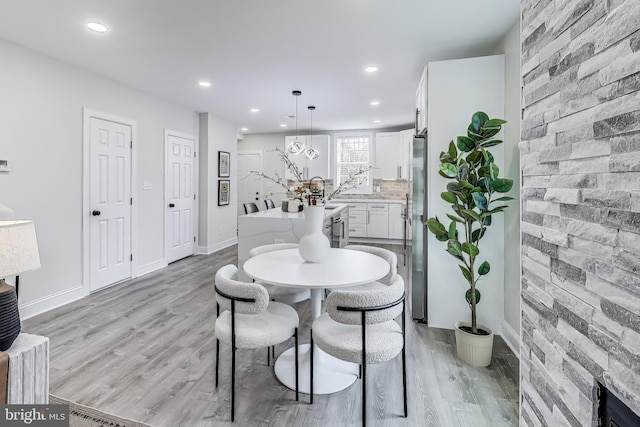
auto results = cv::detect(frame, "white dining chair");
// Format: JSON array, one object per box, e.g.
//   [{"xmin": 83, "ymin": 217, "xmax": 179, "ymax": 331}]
[
  {"xmin": 214, "ymin": 264, "xmax": 300, "ymax": 422},
  {"xmin": 310, "ymin": 273, "xmax": 407, "ymax": 426},
  {"xmin": 339, "ymin": 244, "xmax": 398, "ymax": 291},
  {"xmin": 249, "ymin": 243, "xmax": 311, "ymax": 304}
]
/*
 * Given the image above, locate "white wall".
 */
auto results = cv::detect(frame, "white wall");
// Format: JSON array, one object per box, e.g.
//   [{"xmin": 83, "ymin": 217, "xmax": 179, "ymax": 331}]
[
  {"xmin": 426, "ymin": 55, "xmax": 506, "ymax": 334},
  {"xmin": 239, "ymin": 133, "xmax": 287, "ymax": 202},
  {"xmin": 0, "ymin": 40, "xmax": 228, "ymax": 318},
  {"xmin": 197, "ymin": 113, "xmax": 239, "ymax": 254},
  {"xmin": 492, "ymin": 20, "xmax": 521, "ymax": 353}
]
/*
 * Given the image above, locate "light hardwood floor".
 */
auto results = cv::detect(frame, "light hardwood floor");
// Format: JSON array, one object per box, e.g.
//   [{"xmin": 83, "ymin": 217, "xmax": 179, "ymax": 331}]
[{"xmin": 23, "ymin": 244, "xmax": 519, "ymax": 426}]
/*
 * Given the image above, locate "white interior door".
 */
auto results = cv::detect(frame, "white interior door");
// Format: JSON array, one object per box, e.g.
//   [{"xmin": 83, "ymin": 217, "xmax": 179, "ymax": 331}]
[
  {"xmin": 90, "ymin": 117, "xmax": 132, "ymax": 291},
  {"xmin": 237, "ymin": 152, "xmax": 262, "ymax": 214},
  {"xmin": 166, "ymin": 132, "xmax": 196, "ymax": 263}
]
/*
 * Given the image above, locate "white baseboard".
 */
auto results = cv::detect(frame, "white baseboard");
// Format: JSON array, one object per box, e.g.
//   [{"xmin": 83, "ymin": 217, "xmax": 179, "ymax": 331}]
[
  {"xmin": 196, "ymin": 237, "xmax": 238, "ymax": 255},
  {"xmin": 500, "ymin": 320, "xmax": 520, "ymax": 359},
  {"xmin": 19, "ymin": 284, "xmax": 86, "ymax": 320},
  {"xmin": 135, "ymin": 259, "xmax": 168, "ymax": 277}
]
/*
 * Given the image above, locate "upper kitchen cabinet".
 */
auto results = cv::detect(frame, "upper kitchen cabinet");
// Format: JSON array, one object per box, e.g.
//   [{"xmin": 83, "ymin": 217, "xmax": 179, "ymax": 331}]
[
  {"xmin": 372, "ymin": 130, "xmax": 413, "ymax": 180},
  {"xmin": 284, "ymin": 134, "xmax": 331, "ymax": 180},
  {"xmin": 415, "ymin": 67, "xmax": 428, "ymax": 133}
]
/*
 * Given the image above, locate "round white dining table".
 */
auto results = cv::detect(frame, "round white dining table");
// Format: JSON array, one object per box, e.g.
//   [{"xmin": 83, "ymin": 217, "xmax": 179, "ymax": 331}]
[{"xmin": 243, "ymin": 248, "xmax": 390, "ymax": 395}]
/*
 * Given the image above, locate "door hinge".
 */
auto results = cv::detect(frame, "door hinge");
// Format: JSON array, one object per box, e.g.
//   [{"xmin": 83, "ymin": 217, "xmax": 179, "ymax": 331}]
[
  {"xmin": 130, "ymin": 141, "xmax": 133, "ymax": 149},
  {"xmin": 130, "ymin": 198, "xmax": 133, "ymax": 205},
  {"xmin": 194, "ymin": 151, "xmax": 196, "ymax": 158},
  {"xmin": 130, "ymin": 254, "xmax": 133, "ymax": 261},
  {"xmin": 193, "ymin": 236, "xmax": 196, "ymax": 242},
  {"xmin": 194, "ymin": 194, "xmax": 196, "ymax": 200}
]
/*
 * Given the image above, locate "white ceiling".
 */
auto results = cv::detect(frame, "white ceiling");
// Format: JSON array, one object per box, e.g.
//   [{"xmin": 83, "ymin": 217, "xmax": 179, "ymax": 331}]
[{"xmin": 0, "ymin": 1, "xmax": 520, "ymax": 134}]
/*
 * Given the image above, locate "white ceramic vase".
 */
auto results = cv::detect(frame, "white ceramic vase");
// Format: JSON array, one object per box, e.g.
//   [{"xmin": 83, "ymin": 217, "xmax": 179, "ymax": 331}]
[
  {"xmin": 454, "ymin": 321, "xmax": 494, "ymax": 367},
  {"xmin": 298, "ymin": 205, "xmax": 330, "ymax": 262}
]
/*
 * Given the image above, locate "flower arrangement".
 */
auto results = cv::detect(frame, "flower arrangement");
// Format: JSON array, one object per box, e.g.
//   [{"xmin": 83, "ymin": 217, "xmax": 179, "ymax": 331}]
[{"xmin": 248, "ymin": 147, "xmax": 370, "ymax": 205}]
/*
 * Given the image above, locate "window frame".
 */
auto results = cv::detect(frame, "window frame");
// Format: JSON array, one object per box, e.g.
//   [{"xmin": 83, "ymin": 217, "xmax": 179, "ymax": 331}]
[{"xmin": 333, "ymin": 131, "xmax": 373, "ymax": 195}]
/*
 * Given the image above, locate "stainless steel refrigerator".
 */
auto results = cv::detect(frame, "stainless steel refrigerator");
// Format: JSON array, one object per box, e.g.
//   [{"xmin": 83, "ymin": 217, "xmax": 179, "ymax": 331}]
[{"xmin": 411, "ymin": 130, "xmax": 428, "ymax": 322}]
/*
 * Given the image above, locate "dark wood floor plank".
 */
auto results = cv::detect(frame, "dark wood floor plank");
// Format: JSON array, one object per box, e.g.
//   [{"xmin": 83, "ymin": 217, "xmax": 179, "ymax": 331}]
[{"xmin": 23, "ymin": 244, "xmax": 519, "ymax": 426}]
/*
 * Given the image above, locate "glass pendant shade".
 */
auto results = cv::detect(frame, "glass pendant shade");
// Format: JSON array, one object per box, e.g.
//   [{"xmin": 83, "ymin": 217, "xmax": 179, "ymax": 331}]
[
  {"xmin": 304, "ymin": 147, "xmax": 319, "ymax": 159},
  {"xmin": 286, "ymin": 90, "xmax": 306, "ymax": 155}
]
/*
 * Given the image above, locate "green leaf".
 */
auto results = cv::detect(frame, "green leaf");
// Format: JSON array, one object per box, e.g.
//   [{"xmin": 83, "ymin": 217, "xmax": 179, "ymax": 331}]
[
  {"xmin": 426, "ymin": 217, "xmax": 447, "ymax": 238},
  {"xmin": 465, "ymin": 289, "xmax": 481, "ymax": 305},
  {"xmin": 459, "ymin": 180, "xmax": 474, "ymax": 191},
  {"xmin": 448, "ymin": 222, "xmax": 457, "ymax": 240},
  {"xmin": 447, "ymin": 182, "xmax": 462, "ymax": 192},
  {"xmin": 441, "ymin": 191, "xmax": 458, "ymax": 204},
  {"xmin": 486, "ymin": 206, "xmax": 507, "ymax": 215},
  {"xmin": 481, "ymin": 139, "xmax": 503, "ymax": 148},
  {"xmin": 448, "ymin": 140, "xmax": 457, "ymax": 158},
  {"xmin": 467, "ymin": 124, "xmax": 483, "ymax": 140},
  {"xmin": 459, "ymin": 265, "xmax": 473, "ymax": 283},
  {"xmin": 461, "ymin": 209, "xmax": 482, "ymax": 222},
  {"xmin": 471, "ymin": 228, "xmax": 486, "ymax": 242},
  {"xmin": 446, "ymin": 213, "xmax": 465, "ymax": 223},
  {"xmin": 439, "ymin": 170, "xmax": 451, "ymax": 179},
  {"xmin": 462, "ymin": 242, "xmax": 480, "ymax": 256},
  {"xmin": 457, "ymin": 136, "xmax": 476, "ymax": 152},
  {"xmin": 439, "ymin": 152, "xmax": 454, "ymax": 163},
  {"xmin": 478, "ymin": 261, "xmax": 491, "ymax": 276},
  {"xmin": 440, "ymin": 163, "xmax": 458, "ymax": 178},
  {"xmin": 483, "ymin": 215, "xmax": 492, "ymax": 226},
  {"xmin": 466, "ymin": 150, "xmax": 483, "ymax": 165},
  {"xmin": 458, "ymin": 163, "xmax": 469, "ymax": 180},
  {"xmin": 482, "ymin": 118, "xmax": 507, "ymax": 128},
  {"xmin": 447, "ymin": 239, "xmax": 462, "ymax": 257},
  {"xmin": 478, "ymin": 165, "xmax": 491, "ymax": 178},
  {"xmin": 471, "ymin": 112, "xmax": 489, "ymax": 132},
  {"xmin": 490, "ymin": 163, "xmax": 499, "ymax": 180},
  {"xmin": 491, "ymin": 196, "xmax": 515, "ymax": 202},
  {"xmin": 471, "ymin": 192, "xmax": 487, "ymax": 211},
  {"xmin": 492, "ymin": 178, "xmax": 514, "ymax": 193}
]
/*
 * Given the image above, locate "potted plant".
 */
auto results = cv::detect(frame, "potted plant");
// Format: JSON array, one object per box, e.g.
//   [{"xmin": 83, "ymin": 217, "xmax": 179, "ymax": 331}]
[{"xmin": 426, "ymin": 111, "xmax": 513, "ymax": 367}]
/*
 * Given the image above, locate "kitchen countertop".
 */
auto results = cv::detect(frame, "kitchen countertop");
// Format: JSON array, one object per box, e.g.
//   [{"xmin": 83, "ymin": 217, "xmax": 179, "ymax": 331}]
[
  {"xmin": 331, "ymin": 199, "xmax": 408, "ymax": 204},
  {"xmin": 239, "ymin": 203, "xmax": 348, "ymax": 220}
]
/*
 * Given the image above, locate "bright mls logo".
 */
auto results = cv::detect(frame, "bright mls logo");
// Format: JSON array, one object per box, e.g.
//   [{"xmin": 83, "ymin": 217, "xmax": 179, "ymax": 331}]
[{"xmin": 1, "ymin": 405, "xmax": 68, "ymax": 426}]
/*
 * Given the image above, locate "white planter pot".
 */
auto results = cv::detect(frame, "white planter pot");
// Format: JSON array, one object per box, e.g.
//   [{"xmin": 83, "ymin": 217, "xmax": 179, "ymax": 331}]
[
  {"xmin": 299, "ymin": 205, "xmax": 330, "ymax": 263},
  {"xmin": 454, "ymin": 321, "xmax": 494, "ymax": 367}
]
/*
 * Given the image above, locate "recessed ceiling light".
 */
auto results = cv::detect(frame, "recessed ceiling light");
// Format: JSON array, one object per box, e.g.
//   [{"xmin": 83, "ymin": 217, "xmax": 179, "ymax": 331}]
[
  {"xmin": 374, "ymin": 120, "xmax": 381, "ymax": 123},
  {"xmin": 250, "ymin": 108, "xmax": 260, "ymax": 113},
  {"xmin": 370, "ymin": 100, "xmax": 380, "ymax": 106},
  {"xmin": 364, "ymin": 66, "xmax": 378, "ymax": 73},
  {"xmin": 280, "ymin": 124, "xmax": 287, "ymax": 127},
  {"xmin": 198, "ymin": 81, "xmax": 211, "ymax": 87},
  {"xmin": 241, "ymin": 127, "xmax": 248, "ymax": 132},
  {"xmin": 87, "ymin": 22, "xmax": 108, "ymax": 33}
]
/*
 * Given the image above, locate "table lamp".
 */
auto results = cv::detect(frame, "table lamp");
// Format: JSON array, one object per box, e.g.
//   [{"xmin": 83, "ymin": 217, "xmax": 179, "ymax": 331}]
[{"xmin": 0, "ymin": 220, "xmax": 41, "ymax": 351}]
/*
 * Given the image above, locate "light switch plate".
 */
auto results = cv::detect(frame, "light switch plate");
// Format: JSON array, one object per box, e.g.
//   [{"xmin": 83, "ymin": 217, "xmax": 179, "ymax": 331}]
[
  {"xmin": 0, "ymin": 160, "xmax": 9, "ymax": 172},
  {"xmin": 142, "ymin": 181, "xmax": 152, "ymax": 190}
]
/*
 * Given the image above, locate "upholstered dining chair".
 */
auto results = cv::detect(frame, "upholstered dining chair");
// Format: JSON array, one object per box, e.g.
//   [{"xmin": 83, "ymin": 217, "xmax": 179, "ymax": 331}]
[
  {"xmin": 214, "ymin": 264, "xmax": 300, "ymax": 422},
  {"xmin": 243, "ymin": 202, "xmax": 259, "ymax": 214},
  {"xmin": 264, "ymin": 199, "xmax": 276, "ymax": 210},
  {"xmin": 338, "ymin": 244, "xmax": 398, "ymax": 291},
  {"xmin": 310, "ymin": 273, "xmax": 407, "ymax": 426},
  {"xmin": 248, "ymin": 243, "xmax": 311, "ymax": 304}
]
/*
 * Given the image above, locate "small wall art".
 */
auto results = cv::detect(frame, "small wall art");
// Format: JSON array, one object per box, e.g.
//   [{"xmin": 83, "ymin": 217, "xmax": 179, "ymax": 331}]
[
  {"xmin": 218, "ymin": 180, "xmax": 230, "ymax": 206},
  {"xmin": 218, "ymin": 151, "xmax": 230, "ymax": 177}
]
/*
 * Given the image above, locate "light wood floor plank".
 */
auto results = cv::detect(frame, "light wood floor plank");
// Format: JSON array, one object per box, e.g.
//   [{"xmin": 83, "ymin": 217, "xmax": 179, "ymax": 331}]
[{"xmin": 24, "ymin": 244, "xmax": 519, "ymax": 426}]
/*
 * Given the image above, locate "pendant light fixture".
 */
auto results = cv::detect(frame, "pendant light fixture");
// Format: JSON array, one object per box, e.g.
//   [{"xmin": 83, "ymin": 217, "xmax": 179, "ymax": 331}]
[
  {"xmin": 286, "ymin": 90, "xmax": 306, "ymax": 155},
  {"xmin": 304, "ymin": 105, "xmax": 319, "ymax": 160}
]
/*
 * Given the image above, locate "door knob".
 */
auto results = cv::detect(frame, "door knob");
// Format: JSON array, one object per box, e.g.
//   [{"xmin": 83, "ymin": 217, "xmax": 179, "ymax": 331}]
[
  {"xmin": 92, "ymin": 210, "xmax": 101, "ymax": 216},
  {"xmin": 169, "ymin": 203, "xmax": 175, "ymax": 208}
]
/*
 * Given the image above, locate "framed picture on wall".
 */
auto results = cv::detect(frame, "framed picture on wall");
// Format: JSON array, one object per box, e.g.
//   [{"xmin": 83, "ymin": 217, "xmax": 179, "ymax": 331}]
[
  {"xmin": 218, "ymin": 151, "xmax": 230, "ymax": 177},
  {"xmin": 218, "ymin": 180, "xmax": 230, "ymax": 206}
]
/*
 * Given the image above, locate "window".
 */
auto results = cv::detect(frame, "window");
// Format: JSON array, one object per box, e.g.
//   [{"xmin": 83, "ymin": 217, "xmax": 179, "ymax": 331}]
[{"xmin": 335, "ymin": 132, "xmax": 373, "ymax": 194}]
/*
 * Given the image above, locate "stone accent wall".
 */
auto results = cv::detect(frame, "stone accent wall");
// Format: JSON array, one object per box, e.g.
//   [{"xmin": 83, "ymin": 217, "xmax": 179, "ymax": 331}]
[{"xmin": 520, "ymin": 1, "xmax": 640, "ymax": 426}]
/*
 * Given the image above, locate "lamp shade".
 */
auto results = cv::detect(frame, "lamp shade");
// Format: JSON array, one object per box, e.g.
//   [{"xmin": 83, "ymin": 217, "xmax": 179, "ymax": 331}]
[{"xmin": 0, "ymin": 220, "xmax": 41, "ymax": 278}]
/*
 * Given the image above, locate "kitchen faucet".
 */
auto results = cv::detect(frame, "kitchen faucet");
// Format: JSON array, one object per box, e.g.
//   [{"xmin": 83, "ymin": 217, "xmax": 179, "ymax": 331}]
[{"xmin": 308, "ymin": 176, "xmax": 325, "ymax": 205}]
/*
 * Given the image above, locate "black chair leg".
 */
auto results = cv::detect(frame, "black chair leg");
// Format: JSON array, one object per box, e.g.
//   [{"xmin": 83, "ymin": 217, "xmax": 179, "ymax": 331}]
[
  {"xmin": 310, "ymin": 330, "xmax": 314, "ymax": 404},
  {"xmin": 359, "ymin": 364, "xmax": 362, "ymax": 379},
  {"xmin": 402, "ymin": 346, "xmax": 407, "ymax": 418},
  {"xmin": 362, "ymin": 361, "xmax": 367, "ymax": 427},
  {"xmin": 294, "ymin": 328, "xmax": 299, "ymax": 402},
  {"xmin": 267, "ymin": 347, "xmax": 270, "ymax": 366},
  {"xmin": 231, "ymin": 346, "xmax": 236, "ymax": 422},
  {"xmin": 215, "ymin": 338, "xmax": 219, "ymax": 388}
]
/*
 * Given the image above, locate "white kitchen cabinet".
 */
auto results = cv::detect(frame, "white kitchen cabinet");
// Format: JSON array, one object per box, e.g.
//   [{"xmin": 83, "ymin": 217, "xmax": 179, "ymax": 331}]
[
  {"xmin": 284, "ymin": 134, "xmax": 330, "ymax": 180},
  {"xmin": 388, "ymin": 203, "xmax": 404, "ymax": 239},
  {"xmin": 400, "ymin": 129, "xmax": 414, "ymax": 180},
  {"xmin": 415, "ymin": 67, "xmax": 428, "ymax": 132},
  {"xmin": 366, "ymin": 203, "xmax": 388, "ymax": 238},
  {"xmin": 372, "ymin": 132, "xmax": 401, "ymax": 180},
  {"xmin": 346, "ymin": 202, "xmax": 367, "ymax": 237}
]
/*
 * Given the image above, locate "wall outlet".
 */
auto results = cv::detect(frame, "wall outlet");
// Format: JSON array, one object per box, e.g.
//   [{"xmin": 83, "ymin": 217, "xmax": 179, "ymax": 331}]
[
  {"xmin": 142, "ymin": 181, "xmax": 152, "ymax": 190},
  {"xmin": 274, "ymin": 239, "xmax": 285, "ymax": 244},
  {"xmin": 376, "ymin": 186, "xmax": 381, "ymax": 192}
]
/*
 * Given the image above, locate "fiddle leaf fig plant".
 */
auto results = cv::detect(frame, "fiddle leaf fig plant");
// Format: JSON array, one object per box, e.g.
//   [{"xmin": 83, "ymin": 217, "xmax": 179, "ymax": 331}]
[{"xmin": 426, "ymin": 111, "xmax": 513, "ymax": 335}]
